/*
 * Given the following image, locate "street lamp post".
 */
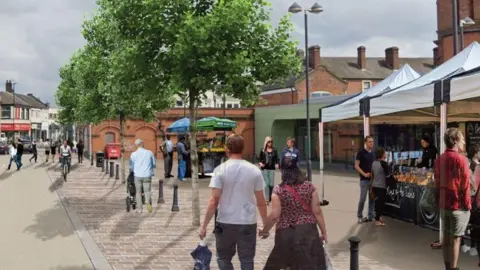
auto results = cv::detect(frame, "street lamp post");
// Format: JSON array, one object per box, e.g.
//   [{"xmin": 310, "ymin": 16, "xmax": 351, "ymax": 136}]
[
  {"xmin": 288, "ymin": 2, "xmax": 323, "ymax": 182},
  {"xmin": 460, "ymin": 17, "xmax": 475, "ymax": 50},
  {"xmin": 12, "ymin": 81, "xmax": 17, "ymax": 140}
]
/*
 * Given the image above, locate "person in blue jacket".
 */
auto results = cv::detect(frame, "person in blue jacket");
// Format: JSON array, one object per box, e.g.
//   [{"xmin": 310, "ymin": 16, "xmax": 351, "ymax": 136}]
[{"xmin": 280, "ymin": 137, "xmax": 300, "ymax": 169}]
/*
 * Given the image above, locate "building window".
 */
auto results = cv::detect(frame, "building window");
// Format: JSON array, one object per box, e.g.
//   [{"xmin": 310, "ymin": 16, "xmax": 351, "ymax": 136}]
[
  {"xmin": 362, "ymin": 81, "xmax": 372, "ymax": 91},
  {"xmin": 21, "ymin": 108, "xmax": 25, "ymax": 119},
  {"xmin": 1, "ymin": 106, "xmax": 11, "ymax": 119},
  {"xmin": 176, "ymin": 100, "xmax": 183, "ymax": 107},
  {"xmin": 233, "ymin": 104, "xmax": 240, "ymax": 108},
  {"xmin": 227, "ymin": 103, "xmax": 233, "ymax": 108},
  {"xmin": 105, "ymin": 132, "xmax": 115, "ymax": 144}
]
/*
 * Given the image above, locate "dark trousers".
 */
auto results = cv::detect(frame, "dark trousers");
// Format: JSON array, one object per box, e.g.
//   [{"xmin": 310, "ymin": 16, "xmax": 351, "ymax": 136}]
[
  {"xmin": 373, "ymin": 187, "xmax": 386, "ymax": 221},
  {"xmin": 215, "ymin": 223, "xmax": 257, "ymax": 270},
  {"xmin": 78, "ymin": 151, "xmax": 83, "ymax": 163},
  {"xmin": 164, "ymin": 153, "xmax": 173, "ymax": 177},
  {"xmin": 16, "ymin": 154, "xmax": 23, "ymax": 168},
  {"xmin": 30, "ymin": 152, "xmax": 37, "ymax": 162},
  {"xmin": 8, "ymin": 156, "xmax": 19, "ymax": 170}
]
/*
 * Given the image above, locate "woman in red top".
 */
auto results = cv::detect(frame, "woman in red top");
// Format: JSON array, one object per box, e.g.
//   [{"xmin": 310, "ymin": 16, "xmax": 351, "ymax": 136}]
[{"xmin": 259, "ymin": 158, "xmax": 328, "ymax": 270}]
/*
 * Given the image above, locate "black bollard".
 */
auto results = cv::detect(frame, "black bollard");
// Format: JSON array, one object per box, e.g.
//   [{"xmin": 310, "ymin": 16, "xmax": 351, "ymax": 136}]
[
  {"xmin": 348, "ymin": 236, "xmax": 361, "ymax": 270},
  {"xmin": 115, "ymin": 164, "xmax": 119, "ymax": 180},
  {"xmin": 109, "ymin": 162, "xmax": 114, "ymax": 177},
  {"xmin": 171, "ymin": 184, "xmax": 180, "ymax": 212},
  {"xmin": 157, "ymin": 180, "xmax": 165, "ymax": 203},
  {"xmin": 101, "ymin": 157, "xmax": 104, "ymax": 172},
  {"xmin": 105, "ymin": 159, "xmax": 109, "ymax": 175},
  {"xmin": 91, "ymin": 153, "xmax": 94, "ymax": 166}
]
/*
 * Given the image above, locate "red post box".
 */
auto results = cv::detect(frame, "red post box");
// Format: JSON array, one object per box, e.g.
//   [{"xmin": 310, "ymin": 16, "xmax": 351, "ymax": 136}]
[{"xmin": 105, "ymin": 143, "xmax": 121, "ymax": 159}]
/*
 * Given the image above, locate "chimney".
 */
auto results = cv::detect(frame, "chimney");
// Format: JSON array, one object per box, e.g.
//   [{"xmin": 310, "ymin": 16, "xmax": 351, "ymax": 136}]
[
  {"xmin": 308, "ymin": 45, "xmax": 321, "ymax": 69},
  {"xmin": 357, "ymin": 46, "xmax": 366, "ymax": 70},
  {"xmin": 385, "ymin": 47, "xmax": 399, "ymax": 70},
  {"xmin": 5, "ymin": 80, "xmax": 13, "ymax": 93}
]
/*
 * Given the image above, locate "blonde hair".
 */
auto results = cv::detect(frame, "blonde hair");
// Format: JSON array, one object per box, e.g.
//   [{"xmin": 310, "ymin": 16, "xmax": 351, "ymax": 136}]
[{"xmin": 263, "ymin": 136, "xmax": 273, "ymax": 151}]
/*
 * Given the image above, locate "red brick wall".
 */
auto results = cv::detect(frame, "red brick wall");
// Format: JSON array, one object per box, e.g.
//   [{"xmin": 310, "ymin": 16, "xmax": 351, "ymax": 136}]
[
  {"xmin": 295, "ymin": 68, "xmax": 348, "ymax": 102},
  {"xmin": 87, "ymin": 108, "xmax": 255, "ymax": 160},
  {"xmin": 257, "ymin": 91, "xmax": 296, "ymax": 107},
  {"xmin": 344, "ymin": 80, "xmax": 381, "ymax": 95}
]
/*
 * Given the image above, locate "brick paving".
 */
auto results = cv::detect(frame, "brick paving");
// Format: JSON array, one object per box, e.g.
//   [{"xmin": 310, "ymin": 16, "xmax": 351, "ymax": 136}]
[{"xmin": 44, "ymin": 158, "xmax": 399, "ymax": 270}]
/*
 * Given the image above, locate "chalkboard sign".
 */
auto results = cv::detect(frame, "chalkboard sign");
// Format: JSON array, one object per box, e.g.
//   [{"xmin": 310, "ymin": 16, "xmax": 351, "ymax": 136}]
[
  {"xmin": 416, "ymin": 185, "xmax": 439, "ymax": 230},
  {"xmin": 384, "ymin": 183, "xmax": 418, "ymax": 223},
  {"xmin": 466, "ymin": 122, "xmax": 480, "ymax": 151}
]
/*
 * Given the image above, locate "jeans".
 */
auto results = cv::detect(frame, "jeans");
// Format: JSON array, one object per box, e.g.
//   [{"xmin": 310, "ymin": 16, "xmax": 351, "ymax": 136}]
[
  {"xmin": 134, "ymin": 177, "xmax": 152, "ymax": 208},
  {"xmin": 30, "ymin": 152, "xmax": 37, "ymax": 162},
  {"xmin": 61, "ymin": 156, "xmax": 71, "ymax": 173},
  {"xmin": 373, "ymin": 187, "xmax": 386, "ymax": 221},
  {"xmin": 215, "ymin": 223, "xmax": 257, "ymax": 270},
  {"xmin": 357, "ymin": 180, "xmax": 375, "ymax": 219},
  {"xmin": 262, "ymin": 170, "xmax": 275, "ymax": 201},
  {"xmin": 178, "ymin": 159, "xmax": 187, "ymax": 180},
  {"xmin": 78, "ymin": 152, "xmax": 83, "ymax": 163},
  {"xmin": 8, "ymin": 156, "xmax": 19, "ymax": 169},
  {"xmin": 16, "ymin": 154, "xmax": 23, "ymax": 168}
]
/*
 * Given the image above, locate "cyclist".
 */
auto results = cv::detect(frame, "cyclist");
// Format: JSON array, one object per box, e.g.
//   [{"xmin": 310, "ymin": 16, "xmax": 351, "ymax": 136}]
[{"xmin": 59, "ymin": 140, "xmax": 73, "ymax": 174}]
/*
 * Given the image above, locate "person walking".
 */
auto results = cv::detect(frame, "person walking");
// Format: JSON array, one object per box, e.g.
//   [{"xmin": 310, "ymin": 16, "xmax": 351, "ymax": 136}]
[
  {"xmin": 77, "ymin": 139, "xmax": 84, "ymax": 164},
  {"xmin": 462, "ymin": 144, "xmax": 480, "ymax": 257},
  {"xmin": 7, "ymin": 142, "xmax": 18, "ymax": 170},
  {"xmin": 355, "ymin": 135, "xmax": 375, "ymax": 223},
  {"xmin": 371, "ymin": 147, "xmax": 389, "ymax": 227},
  {"xmin": 29, "ymin": 141, "xmax": 38, "ymax": 163},
  {"xmin": 50, "ymin": 140, "xmax": 57, "ymax": 163},
  {"xmin": 16, "ymin": 138, "xmax": 24, "ymax": 170},
  {"xmin": 259, "ymin": 136, "xmax": 279, "ymax": 205},
  {"xmin": 129, "ymin": 139, "xmax": 156, "ymax": 213},
  {"xmin": 59, "ymin": 140, "xmax": 73, "ymax": 174},
  {"xmin": 471, "ymin": 152, "xmax": 480, "ymax": 267},
  {"xmin": 177, "ymin": 136, "xmax": 189, "ymax": 181},
  {"xmin": 199, "ymin": 134, "xmax": 268, "ymax": 270},
  {"xmin": 44, "ymin": 139, "xmax": 51, "ymax": 162},
  {"xmin": 259, "ymin": 158, "xmax": 328, "ymax": 270},
  {"xmin": 280, "ymin": 137, "xmax": 300, "ymax": 168},
  {"xmin": 435, "ymin": 128, "xmax": 471, "ymax": 270},
  {"xmin": 161, "ymin": 135, "xmax": 174, "ymax": 178}
]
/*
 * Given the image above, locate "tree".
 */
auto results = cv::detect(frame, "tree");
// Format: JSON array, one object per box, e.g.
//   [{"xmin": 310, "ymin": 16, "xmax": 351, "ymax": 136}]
[
  {"xmin": 56, "ymin": 3, "xmax": 174, "ymax": 183},
  {"xmin": 100, "ymin": 0, "xmax": 300, "ymax": 225}
]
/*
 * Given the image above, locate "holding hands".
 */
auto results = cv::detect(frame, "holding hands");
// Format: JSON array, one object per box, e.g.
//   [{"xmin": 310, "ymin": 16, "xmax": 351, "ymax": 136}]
[{"xmin": 258, "ymin": 225, "xmax": 270, "ymax": 239}]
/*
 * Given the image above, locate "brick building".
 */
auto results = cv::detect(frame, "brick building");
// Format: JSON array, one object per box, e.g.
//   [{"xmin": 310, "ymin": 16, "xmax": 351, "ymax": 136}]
[{"xmin": 435, "ymin": 0, "xmax": 480, "ymax": 64}]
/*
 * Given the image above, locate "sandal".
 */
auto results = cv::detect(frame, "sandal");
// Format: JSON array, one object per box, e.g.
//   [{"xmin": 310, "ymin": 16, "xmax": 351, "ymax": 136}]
[
  {"xmin": 375, "ymin": 221, "xmax": 386, "ymax": 226},
  {"xmin": 431, "ymin": 241, "xmax": 442, "ymax": 249}
]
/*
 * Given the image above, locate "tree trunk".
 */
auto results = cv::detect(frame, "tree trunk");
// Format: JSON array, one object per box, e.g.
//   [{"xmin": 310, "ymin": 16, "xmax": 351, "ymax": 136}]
[
  {"xmin": 119, "ymin": 113, "xmax": 126, "ymax": 183},
  {"xmin": 189, "ymin": 92, "xmax": 200, "ymax": 226}
]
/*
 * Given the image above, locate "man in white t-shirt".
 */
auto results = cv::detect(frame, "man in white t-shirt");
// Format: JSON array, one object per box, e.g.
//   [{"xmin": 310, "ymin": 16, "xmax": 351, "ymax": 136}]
[
  {"xmin": 59, "ymin": 140, "xmax": 72, "ymax": 173},
  {"xmin": 199, "ymin": 134, "xmax": 267, "ymax": 270}
]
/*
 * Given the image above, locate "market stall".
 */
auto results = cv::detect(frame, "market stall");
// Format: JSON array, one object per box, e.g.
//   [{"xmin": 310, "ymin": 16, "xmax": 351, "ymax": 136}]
[{"xmin": 196, "ymin": 117, "xmax": 237, "ymax": 174}]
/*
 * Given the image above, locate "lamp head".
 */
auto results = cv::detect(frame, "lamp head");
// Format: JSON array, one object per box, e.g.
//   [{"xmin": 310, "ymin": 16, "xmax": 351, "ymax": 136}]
[
  {"xmin": 288, "ymin": 2, "xmax": 302, "ymax": 13},
  {"xmin": 460, "ymin": 17, "xmax": 475, "ymax": 27},
  {"xmin": 310, "ymin": 3, "xmax": 323, "ymax": 14}
]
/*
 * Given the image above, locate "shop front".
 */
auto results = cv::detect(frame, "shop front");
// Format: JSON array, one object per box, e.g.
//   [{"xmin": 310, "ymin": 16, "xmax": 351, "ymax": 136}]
[{"xmin": 1, "ymin": 123, "xmax": 31, "ymax": 139}]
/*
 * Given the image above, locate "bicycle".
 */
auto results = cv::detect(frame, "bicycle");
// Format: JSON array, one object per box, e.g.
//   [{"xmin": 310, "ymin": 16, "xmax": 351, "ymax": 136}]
[{"xmin": 61, "ymin": 156, "xmax": 71, "ymax": 182}]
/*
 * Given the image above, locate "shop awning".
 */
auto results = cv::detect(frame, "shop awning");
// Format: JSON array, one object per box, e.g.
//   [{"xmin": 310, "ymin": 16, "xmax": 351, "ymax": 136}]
[
  {"xmin": 321, "ymin": 64, "xmax": 420, "ymax": 122},
  {"xmin": 197, "ymin": 117, "xmax": 236, "ymax": 131},
  {"xmin": 368, "ymin": 41, "xmax": 480, "ymax": 117},
  {"xmin": 166, "ymin": 117, "xmax": 190, "ymax": 133}
]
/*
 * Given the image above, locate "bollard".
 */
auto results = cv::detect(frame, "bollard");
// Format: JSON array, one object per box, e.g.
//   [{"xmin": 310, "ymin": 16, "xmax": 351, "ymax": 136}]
[
  {"xmin": 101, "ymin": 157, "xmax": 105, "ymax": 172},
  {"xmin": 91, "ymin": 153, "xmax": 94, "ymax": 166},
  {"xmin": 109, "ymin": 162, "xmax": 114, "ymax": 177},
  {"xmin": 171, "ymin": 184, "xmax": 180, "ymax": 212},
  {"xmin": 105, "ymin": 159, "xmax": 109, "ymax": 175},
  {"xmin": 348, "ymin": 236, "xmax": 361, "ymax": 270},
  {"xmin": 157, "ymin": 180, "xmax": 165, "ymax": 203},
  {"xmin": 115, "ymin": 164, "xmax": 119, "ymax": 180}
]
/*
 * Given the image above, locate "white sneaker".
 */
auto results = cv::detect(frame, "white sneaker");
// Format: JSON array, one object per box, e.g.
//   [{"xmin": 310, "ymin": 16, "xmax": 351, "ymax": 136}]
[
  {"xmin": 470, "ymin": 248, "xmax": 478, "ymax": 256},
  {"xmin": 461, "ymin": 244, "xmax": 471, "ymax": 253},
  {"xmin": 135, "ymin": 209, "xmax": 142, "ymax": 213}
]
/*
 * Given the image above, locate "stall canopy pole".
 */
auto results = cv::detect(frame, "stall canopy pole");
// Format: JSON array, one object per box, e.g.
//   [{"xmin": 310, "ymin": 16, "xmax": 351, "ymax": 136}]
[
  {"xmin": 363, "ymin": 116, "xmax": 370, "ymax": 137},
  {"xmin": 318, "ymin": 121, "xmax": 325, "ymax": 200}
]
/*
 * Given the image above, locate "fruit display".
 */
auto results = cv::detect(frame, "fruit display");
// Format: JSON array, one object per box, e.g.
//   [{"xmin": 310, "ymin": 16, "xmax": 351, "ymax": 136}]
[
  {"xmin": 394, "ymin": 167, "xmax": 433, "ymax": 186},
  {"xmin": 199, "ymin": 136, "xmax": 225, "ymax": 153}
]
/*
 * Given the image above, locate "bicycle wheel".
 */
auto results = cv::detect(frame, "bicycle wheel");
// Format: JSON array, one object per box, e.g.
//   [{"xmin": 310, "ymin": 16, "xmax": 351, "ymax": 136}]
[{"xmin": 63, "ymin": 164, "xmax": 67, "ymax": 182}]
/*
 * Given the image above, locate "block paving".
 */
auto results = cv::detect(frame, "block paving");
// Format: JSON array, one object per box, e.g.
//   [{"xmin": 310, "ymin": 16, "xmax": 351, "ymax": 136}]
[{"xmin": 45, "ymin": 159, "xmax": 398, "ymax": 270}]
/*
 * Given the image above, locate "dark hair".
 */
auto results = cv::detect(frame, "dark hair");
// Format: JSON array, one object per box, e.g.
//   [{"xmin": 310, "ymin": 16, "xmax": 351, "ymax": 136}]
[
  {"xmin": 226, "ymin": 134, "xmax": 244, "ymax": 154},
  {"xmin": 468, "ymin": 144, "xmax": 480, "ymax": 159},
  {"xmin": 281, "ymin": 166, "xmax": 306, "ymax": 186},
  {"xmin": 364, "ymin": 135, "xmax": 373, "ymax": 142},
  {"xmin": 421, "ymin": 135, "xmax": 431, "ymax": 144},
  {"xmin": 166, "ymin": 135, "xmax": 171, "ymax": 140},
  {"xmin": 444, "ymin": 128, "xmax": 463, "ymax": 149},
  {"xmin": 375, "ymin": 147, "xmax": 386, "ymax": 159},
  {"xmin": 179, "ymin": 136, "xmax": 185, "ymax": 141}
]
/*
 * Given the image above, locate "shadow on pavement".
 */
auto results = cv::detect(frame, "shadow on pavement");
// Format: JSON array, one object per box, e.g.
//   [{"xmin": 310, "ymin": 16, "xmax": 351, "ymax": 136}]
[{"xmin": 49, "ymin": 265, "xmax": 93, "ymax": 270}]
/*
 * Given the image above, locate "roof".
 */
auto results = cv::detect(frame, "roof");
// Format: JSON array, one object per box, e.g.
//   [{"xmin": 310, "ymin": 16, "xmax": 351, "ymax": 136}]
[
  {"xmin": 320, "ymin": 57, "xmax": 433, "ymax": 80},
  {"xmin": 0, "ymin": 91, "xmax": 48, "ymax": 108}
]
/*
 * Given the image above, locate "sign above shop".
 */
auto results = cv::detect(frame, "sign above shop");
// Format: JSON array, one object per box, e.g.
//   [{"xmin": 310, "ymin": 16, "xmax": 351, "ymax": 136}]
[{"xmin": 1, "ymin": 123, "xmax": 31, "ymax": 131}]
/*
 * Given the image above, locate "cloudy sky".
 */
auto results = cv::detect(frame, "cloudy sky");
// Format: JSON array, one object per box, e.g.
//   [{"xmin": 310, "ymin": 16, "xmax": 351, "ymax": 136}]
[{"xmin": 0, "ymin": 0, "xmax": 437, "ymax": 106}]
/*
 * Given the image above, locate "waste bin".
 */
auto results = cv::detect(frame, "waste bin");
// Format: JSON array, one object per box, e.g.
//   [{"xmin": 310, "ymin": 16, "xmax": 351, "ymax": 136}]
[{"xmin": 96, "ymin": 151, "xmax": 105, "ymax": 167}]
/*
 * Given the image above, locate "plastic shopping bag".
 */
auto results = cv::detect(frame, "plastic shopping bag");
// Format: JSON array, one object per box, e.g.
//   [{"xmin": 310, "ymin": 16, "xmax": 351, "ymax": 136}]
[
  {"xmin": 419, "ymin": 180, "xmax": 437, "ymax": 213},
  {"xmin": 190, "ymin": 240, "xmax": 212, "ymax": 270},
  {"xmin": 324, "ymin": 242, "xmax": 333, "ymax": 270}
]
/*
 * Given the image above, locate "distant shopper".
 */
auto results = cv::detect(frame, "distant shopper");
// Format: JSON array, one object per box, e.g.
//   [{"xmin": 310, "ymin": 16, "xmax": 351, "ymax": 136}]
[
  {"xmin": 77, "ymin": 139, "xmax": 85, "ymax": 163},
  {"xmin": 29, "ymin": 141, "xmax": 38, "ymax": 163},
  {"xmin": 50, "ymin": 140, "xmax": 57, "ymax": 163},
  {"xmin": 355, "ymin": 135, "xmax": 375, "ymax": 223},
  {"xmin": 7, "ymin": 142, "xmax": 18, "ymax": 170},
  {"xmin": 16, "ymin": 138, "xmax": 24, "ymax": 170},
  {"xmin": 418, "ymin": 136, "xmax": 438, "ymax": 168},
  {"xmin": 177, "ymin": 136, "xmax": 189, "ymax": 181},
  {"xmin": 161, "ymin": 135, "xmax": 174, "ymax": 178},
  {"xmin": 199, "ymin": 134, "xmax": 267, "ymax": 269},
  {"xmin": 129, "ymin": 139, "xmax": 156, "ymax": 213},
  {"xmin": 260, "ymin": 158, "xmax": 328, "ymax": 269},
  {"xmin": 44, "ymin": 139, "xmax": 51, "ymax": 162},
  {"xmin": 259, "ymin": 136, "xmax": 280, "ymax": 205},
  {"xmin": 280, "ymin": 137, "xmax": 300, "ymax": 169},
  {"xmin": 371, "ymin": 147, "xmax": 390, "ymax": 227},
  {"xmin": 434, "ymin": 128, "xmax": 471, "ymax": 270}
]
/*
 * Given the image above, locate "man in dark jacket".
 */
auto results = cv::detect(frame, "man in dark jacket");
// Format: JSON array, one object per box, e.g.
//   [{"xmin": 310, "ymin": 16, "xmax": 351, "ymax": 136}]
[
  {"xmin": 29, "ymin": 141, "xmax": 38, "ymax": 163},
  {"xmin": 16, "ymin": 138, "xmax": 24, "ymax": 170}
]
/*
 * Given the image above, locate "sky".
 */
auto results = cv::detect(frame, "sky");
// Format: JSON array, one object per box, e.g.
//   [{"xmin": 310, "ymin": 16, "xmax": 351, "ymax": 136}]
[{"xmin": 0, "ymin": 0, "xmax": 437, "ymax": 106}]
